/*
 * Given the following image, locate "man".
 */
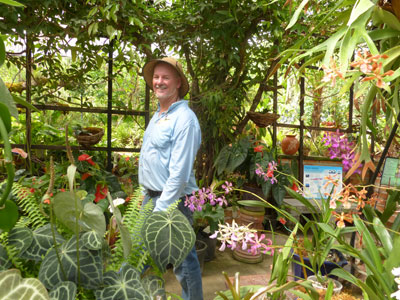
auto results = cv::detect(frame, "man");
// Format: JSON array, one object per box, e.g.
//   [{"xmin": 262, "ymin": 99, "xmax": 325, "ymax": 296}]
[{"xmin": 139, "ymin": 57, "xmax": 203, "ymax": 300}]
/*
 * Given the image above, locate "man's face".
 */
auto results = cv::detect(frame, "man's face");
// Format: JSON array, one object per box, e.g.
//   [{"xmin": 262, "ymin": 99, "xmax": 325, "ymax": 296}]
[{"xmin": 152, "ymin": 63, "xmax": 181, "ymax": 101}]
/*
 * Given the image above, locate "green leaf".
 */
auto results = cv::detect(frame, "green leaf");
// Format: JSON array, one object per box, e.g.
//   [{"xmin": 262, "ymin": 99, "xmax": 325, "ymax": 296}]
[
  {"xmin": 38, "ymin": 235, "xmax": 103, "ymax": 290},
  {"xmin": 286, "ymin": 0, "xmax": 310, "ymax": 29},
  {"xmin": 142, "ymin": 275, "xmax": 166, "ymax": 300},
  {"xmin": 8, "ymin": 226, "xmax": 33, "ymax": 256},
  {"xmin": 0, "ymin": 37, "xmax": 5, "ymax": 67},
  {"xmin": 142, "ymin": 210, "xmax": 195, "ymax": 273},
  {"xmin": 372, "ymin": 217, "xmax": 392, "ymax": 257},
  {"xmin": 48, "ymin": 281, "xmax": 77, "ymax": 300},
  {"xmin": 373, "ymin": 6, "xmax": 400, "ymax": 31},
  {"xmin": 20, "ymin": 224, "xmax": 65, "ymax": 262},
  {"xmin": 347, "ymin": 0, "xmax": 374, "ymax": 27},
  {"xmin": 81, "ymin": 230, "xmax": 103, "ymax": 250},
  {"xmin": 0, "ymin": 77, "xmax": 17, "ymax": 120},
  {"xmin": 353, "ymin": 216, "xmax": 382, "ymax": 273},
  {"xmin": 53, "ymin": 192, "xmax": 106, "ymax": 236},
  {"xmin": 12, "ymin": 94, "xmax": 39, "ymax": 112},
  {"xmin": 0, "ymin": 269, "xmax": 50, "ymax": 300},
  {"xmin": 95, "ymin": 264, "xmax": 151, "ymax": 300},
  {"xmin": 108, "ymin": 194, "xmax": 131, "ymax": 259},
  {"xmin": 0, "ymin": 0, "xmax": 24, "ymax": 6},
  {"xmin": 0, "ymin": 200, "xmax": 18, "ymax": 232},
  {"xmin": 0, "ymin": 244, "xmax": 11, "ymax": 271},
  {"xmin": 0, "ymin": 103, "xmax": 11, "ymax": 134}
]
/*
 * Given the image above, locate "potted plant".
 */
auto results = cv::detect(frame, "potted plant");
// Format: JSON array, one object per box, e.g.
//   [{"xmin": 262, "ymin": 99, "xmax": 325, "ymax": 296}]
[
  {"xmin": 214, "ymin": 135, "xmax": 293, "ymax": 231},
  {"xmin": 184, "ymin": 180, "xmax": 234, "ymax": 262}
]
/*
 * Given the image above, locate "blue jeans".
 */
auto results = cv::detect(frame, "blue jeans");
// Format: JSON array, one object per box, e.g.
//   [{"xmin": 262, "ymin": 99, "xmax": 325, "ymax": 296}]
[{"xmin": 145, "ymin": 195, "xmax": 204, "ymax": 300}]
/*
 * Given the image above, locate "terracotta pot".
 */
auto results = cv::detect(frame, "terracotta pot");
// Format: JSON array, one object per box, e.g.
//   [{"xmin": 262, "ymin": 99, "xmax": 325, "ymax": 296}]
[{"xmin": 281, "ymin": 134, "xmax": 300, "ymax": 155}]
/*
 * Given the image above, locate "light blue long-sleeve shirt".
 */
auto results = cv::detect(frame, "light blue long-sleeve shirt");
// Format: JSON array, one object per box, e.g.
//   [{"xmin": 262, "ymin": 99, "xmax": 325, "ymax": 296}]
[{"xmin": 138, "ymin": 100, "xmax": 201, "ymax": 211}]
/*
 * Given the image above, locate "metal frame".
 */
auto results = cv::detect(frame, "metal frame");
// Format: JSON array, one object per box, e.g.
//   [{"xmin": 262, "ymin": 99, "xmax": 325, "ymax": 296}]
[{"xmin": 8, "ymin": 38, "xmax": 151, "ymax": 172}]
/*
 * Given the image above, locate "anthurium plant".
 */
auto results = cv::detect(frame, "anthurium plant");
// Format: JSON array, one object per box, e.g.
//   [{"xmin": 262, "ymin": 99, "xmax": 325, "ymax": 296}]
[{"xmin": 0, "ymin": 156, "xmax": 196, "ymax": 299}]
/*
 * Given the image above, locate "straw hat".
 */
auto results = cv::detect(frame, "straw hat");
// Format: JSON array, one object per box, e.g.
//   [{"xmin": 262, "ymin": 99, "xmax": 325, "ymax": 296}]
[{"xmin": 142, "ymin": 57, "xmax": 189, "ymax": 98}]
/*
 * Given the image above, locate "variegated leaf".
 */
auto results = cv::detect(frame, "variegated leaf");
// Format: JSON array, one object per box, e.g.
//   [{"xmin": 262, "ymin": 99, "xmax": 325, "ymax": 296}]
[
  {"xmin": 49, "ymin": 281, "xmax": 77, "ymax": 300},
  {"xmin": 142, "ymin": 275, "xmax": 166, "ymax": 300},
  {"xmin": 38, "ymin": 235, "xmax": 102, "ymax": 290},
  {"xmin": 8, "ymin": 226, "xmax": 33, "ymax": 256},
  {"xmin": 0, "ymin": 269, "xmax": 50, "ymax": 300},
  {"xmin": 20, "ymin": 224, "xmax": 65, "ymax": 261},
  {"xmin": 95, "ymin": 264, "xmax": 150, "ymax": 300},
  {"xmin": 0, "ymin": 243, "xmax": 11, "ymax": 271},
  {"xmin": 142, "ymin": 210, "xmax": 195, "ymax": 273},
  {"xmin": 81, "ymin": 231, "xmax": 103, "ymax": 250}
]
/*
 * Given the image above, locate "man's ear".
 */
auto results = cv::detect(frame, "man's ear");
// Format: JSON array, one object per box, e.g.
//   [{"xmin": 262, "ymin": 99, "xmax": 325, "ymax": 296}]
[{"xmin": 177, "ymin": 77, "xmax": 182, "ymax": 89}]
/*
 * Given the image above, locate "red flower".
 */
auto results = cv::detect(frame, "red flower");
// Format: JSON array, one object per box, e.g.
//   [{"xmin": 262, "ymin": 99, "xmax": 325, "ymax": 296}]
[
  {"xmin": 125, "ymin": 156, "xmax": 130, "ymax": 161},
  {"xmin": 81, "ymin": 173, "xmax": 91, "ymax": 181},
  {"xmin": 254, "ymin": 145, "xmax": 263, "ymax": 153},
  {"xmin": 78, "ymin": 154, "xmax": 95, "ymax": 166},
  {"xmin": 94, "ymin": 183, "xmax": 108, "ymax": 203},
  {"xmin": 60, "ymin": 188, "xmax": 65, "ymax": 192},
  {"xmin": 30, "ymin": 188, "xmax": 35, "ymax": 193},
  {"xmin": 43, "ymin": 198, "xmax": 51, "ymax": 204},
  {"xmin": 279, "ymin": 217, "xmax": 286, "ymax": 225},
  {"xmin": 266, "ymin": 170, "xmax": 274, "ymax": 178},
  {"xmin": 291, "ymin": 182, "xmax": 299, "ymax": 192}
]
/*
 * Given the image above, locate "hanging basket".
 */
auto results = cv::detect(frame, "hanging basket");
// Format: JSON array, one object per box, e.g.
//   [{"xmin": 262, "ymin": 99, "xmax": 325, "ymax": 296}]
[
  {"xmin": 247, "ymin": 111, "xmax": 280, "ymax": 127},
  {"xmin": 75, "ymin": 127, "xmax": 104, "ymax": 147}
]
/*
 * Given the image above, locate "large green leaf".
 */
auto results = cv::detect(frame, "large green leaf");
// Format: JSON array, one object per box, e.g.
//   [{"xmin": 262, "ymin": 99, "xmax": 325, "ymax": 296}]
[
  {"xmin": 49, "ymin": 281, "xmax": 77, "ymax": 300},
  {"xmin": 0, "ymin": 244, "xmax": 11, "ymax": 271},
  {"xmin": 38, "ymin": 235, "xmax": 103, "ymax": 290},
  {"xmin": 0, "ymin": 269, "xmax": 50, "ymax": 300},
  {"xmin": 372, "ymin": 217, "xmax": 392, "ymax": 257},
  {"xmin": 8, "ymin": 226, "xmax": 33, "ymax": 256},
  {"xmin": 347, "ymin": 0, "xmax": 374, "ymax": 27},
  {"xmin": 353, "ymin": 216, "xmax": 382, "ymax": 273},
  {"xmin": 142, "ymin": 210, "xmax": 195, "ymax": 273},
  {"xmin": 0, "ymin": 77, "xmax": 18, "ymax": 119},
  {"xmin": 94, "ymin": 264, "xmax": 151, "ymax": 300},
  {"xmin": 53, "ymin": 192, "xmax": 106, "ymax": 236},
  {"xmin": 0, "ymin": 103, "xmax": 11, "ymax": 135},
  {"xmin": 0, "ymin": 199, "xmax": 18, "ymax": 231},
  {"xmin": 20, "ymin": 224, "xmax": 65, "ymax": 262},
  {"xmin": 286, "ymin": 0, "xmax": 310, "ymax": 29}
]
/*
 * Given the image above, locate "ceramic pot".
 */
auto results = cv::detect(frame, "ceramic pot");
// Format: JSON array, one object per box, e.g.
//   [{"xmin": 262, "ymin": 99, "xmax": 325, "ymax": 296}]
[
  {"xmin": 292, "ymin": 249, "xmax": 348, "ymax": 280},
  {"xmin": 196, "ymin": 230, "xmax": 217, "ymax": 262},
  {"xmin": 195, "ymin": 239, "xmax": 208, "ymax": 274},
  {"xmin": 281, "ymin": 134, "xmax": 300, "ymax": 155},
  {"xmin": 307, "ymin": 275, "xmax": 343, "ymax": 295},
  {"xmin": 237, "ymin": 207, "xmax": 265, "ymax": 232},
  {"xmin": 232, "ymin": 243, "xmax": 263, "ymax": 264}
]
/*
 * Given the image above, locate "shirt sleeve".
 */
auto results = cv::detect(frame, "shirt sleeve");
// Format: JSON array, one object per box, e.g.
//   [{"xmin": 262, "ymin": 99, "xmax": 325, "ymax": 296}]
[{"xmin": 154, "ymin": 121, "xmax": 200, "ymax": 211}]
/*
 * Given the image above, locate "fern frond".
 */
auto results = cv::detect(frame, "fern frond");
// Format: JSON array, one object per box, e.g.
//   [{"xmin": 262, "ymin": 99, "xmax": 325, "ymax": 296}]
[
  {"xmin": 12, "ymin": 183, "xmax": 48, "ymax": 229},
  {"xmin": 107, "ymin": 188, "xmax": 154, "ymax": 272}
]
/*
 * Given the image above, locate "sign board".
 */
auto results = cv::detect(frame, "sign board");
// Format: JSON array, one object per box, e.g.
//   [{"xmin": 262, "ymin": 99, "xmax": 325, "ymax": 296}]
[
  {"xmin": 381, "ymin": 157, "xmax": 400, "ymax": 187},
  {"xmin": 303, "ymin": 165, "xmax": 343, "ymax": 199}
]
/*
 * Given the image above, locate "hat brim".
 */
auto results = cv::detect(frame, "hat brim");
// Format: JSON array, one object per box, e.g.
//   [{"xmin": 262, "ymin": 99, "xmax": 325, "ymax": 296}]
[{"xmin": 142, "ymin": 58, "xmax": 189, "ymax": 98}]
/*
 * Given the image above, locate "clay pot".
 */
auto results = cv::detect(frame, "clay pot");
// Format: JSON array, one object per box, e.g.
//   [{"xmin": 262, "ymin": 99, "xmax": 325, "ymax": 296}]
[{"xmin": 281, "ymin": 134, "xmax": 300, "ymax": 155}]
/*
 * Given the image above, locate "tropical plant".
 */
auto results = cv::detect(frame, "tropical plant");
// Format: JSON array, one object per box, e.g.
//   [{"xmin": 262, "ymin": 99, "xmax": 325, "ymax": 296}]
[
  {"xmin": 214, "ymin": 135, "xmax": 292, "ymax": 207},
  {"xmin": 282, "ymin": 0, "xmax": 400, "ymax": 180},
  {"xmin": 326, "ymin": 213, "xmax": 400, "ymax": 300}
]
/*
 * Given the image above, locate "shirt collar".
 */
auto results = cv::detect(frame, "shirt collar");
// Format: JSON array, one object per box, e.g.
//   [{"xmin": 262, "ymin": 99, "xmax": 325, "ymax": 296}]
[{"xmin": 157, "ymin": 99, "xmax": 186, "ymax": 114}]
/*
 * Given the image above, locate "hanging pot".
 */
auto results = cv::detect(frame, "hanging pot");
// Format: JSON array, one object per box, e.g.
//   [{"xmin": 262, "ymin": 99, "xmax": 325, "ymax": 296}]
[{"xmin": 281, "ymin": 134, "xmax": 300, "ymax": 155}]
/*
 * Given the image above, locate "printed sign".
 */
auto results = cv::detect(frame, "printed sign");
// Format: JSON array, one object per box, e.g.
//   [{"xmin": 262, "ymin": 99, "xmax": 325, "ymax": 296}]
[
  {"xmin": 381, "ymin": 157, "xmax": 400, "ymax": 187},
  {"xmin": 303, "ymin": 165, "xmax": 343, "ymax": 199}
]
